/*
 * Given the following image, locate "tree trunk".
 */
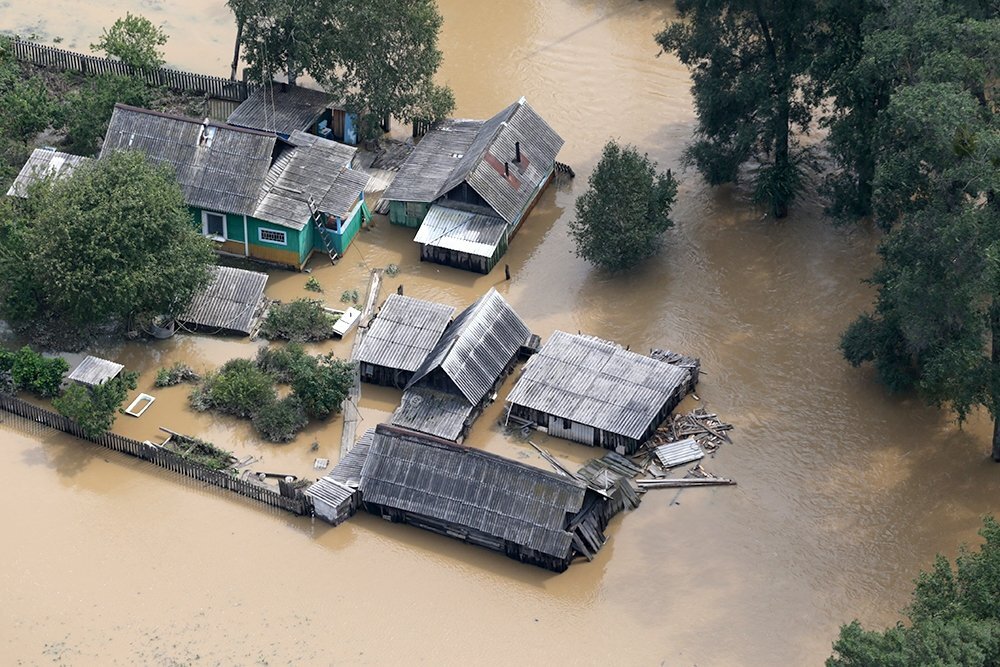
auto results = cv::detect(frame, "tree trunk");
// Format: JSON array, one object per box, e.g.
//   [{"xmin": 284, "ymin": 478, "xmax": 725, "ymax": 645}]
[
  {"xmin": 230, "ymin": 18, "xmax": 244, "ymax": 81},
  {"xmin": 772, "ymin": 94, "xmax": 790, "ymax": 219},
  {"xmin": 992, "ymin": 303, "xmax": 1000, "ymax": 461}
]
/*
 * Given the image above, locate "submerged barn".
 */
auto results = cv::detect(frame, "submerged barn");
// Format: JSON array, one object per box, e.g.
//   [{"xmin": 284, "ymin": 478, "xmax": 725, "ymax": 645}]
[
  {"xmin": 506, "ymin": 331, "xmax": 692, "ymax": 454},
  {"xmin": 381, "ymin": 98, "xmax": 564, "ymax": 274},
  {"xmin": 391, "ymin": 288, "xmax": 530, "ymax": 442},
  {"xmin": 355, "ymin": 294, "xmax": 455, "ymax": 388}
]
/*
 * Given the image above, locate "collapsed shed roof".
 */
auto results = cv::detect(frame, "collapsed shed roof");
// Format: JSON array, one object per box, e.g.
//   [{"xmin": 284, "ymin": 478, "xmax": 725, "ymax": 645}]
[
  {"xmin": 412, "ymin": 205, "xmax": 508, "ymax": 258},
  {"xmin": 356, "ymin": 294, "xmax": 455, "ymax": 373}
]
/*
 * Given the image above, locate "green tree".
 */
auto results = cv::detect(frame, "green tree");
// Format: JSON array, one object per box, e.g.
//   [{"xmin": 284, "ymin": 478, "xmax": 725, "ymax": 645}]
[
  {"xmin": 0, "ymin": 150, "xmax": 215, "ymax": 333},
  {"xmin": 0, "ymin": 77, "xmax": 58, "ymax": 144},
  {"xmin": 189, "ymin": 358, "xmax": 276, "ymax": 419},
  {"xmin": 226, "ymin": 0, "xmax": 327, "ymax": 86},
  {"xmin": 290, "ymin": 353, "xmax": 353, "ymax": 419},
  {"xmin": 91, "ymin": 13, "xmax": 168, "ymax": 70},
  {"xmin": 568, "ymin": 141, "xmax": 677, "ymax": 272},
  {"xmin": 252, "ymin": 395, "xmax": 308, "ymax": 442},
  {"xmin": 656, "ymin": 0, "xmax": 818, "ymax": 218},
  {"xmin": 0, "ymin": 346, "xmax": 68, "ymax": 398},
  {"xmin": 828, "ymin": 517, "xmax": 1000, "ymax": 666},
  {"xmin": 54, "ymin": 371, "xmax": 139, "ymax": 439},
  {"xmin": 63, "ymin": 74, "xmax": 152, "ymax": 155}
]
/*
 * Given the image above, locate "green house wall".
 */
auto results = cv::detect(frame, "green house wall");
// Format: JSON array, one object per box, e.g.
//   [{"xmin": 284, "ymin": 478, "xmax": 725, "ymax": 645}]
[
  {"xmin": 389, "ymin": 200, "xmax": 429, "ymax": 228},
  {"xmin": 311, "ymin": 199, "xmax": 370, "ymax": 255}
]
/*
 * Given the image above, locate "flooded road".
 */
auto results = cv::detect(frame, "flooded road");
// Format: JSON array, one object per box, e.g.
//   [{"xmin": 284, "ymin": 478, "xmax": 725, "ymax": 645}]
[{"xmin": 4, "ymin": 0, "xmax": 1000, "ymax": 664}]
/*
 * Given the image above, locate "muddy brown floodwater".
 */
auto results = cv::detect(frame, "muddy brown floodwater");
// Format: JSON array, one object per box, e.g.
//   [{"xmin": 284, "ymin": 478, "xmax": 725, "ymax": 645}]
[{"xmin": 3, "ymin": 0, "xmax": 999, "ymax": 664}]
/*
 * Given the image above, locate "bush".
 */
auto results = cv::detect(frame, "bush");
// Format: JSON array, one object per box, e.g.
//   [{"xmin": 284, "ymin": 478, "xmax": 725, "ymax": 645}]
[
  {"xmin": 63, "ymin": 74, "xmax": 152, "ymax": 155},
  {"xmin": 0, "ymin": 346, "xmax": 69, "ymax": 398},
  {"xmin": 255, "ymin": 343, "xmax": 308, "ymax": 383},
  {"xmin": 91, "ymin": 13, "xmax": 168, "ymax": 70},
  {"xmin": 252, "ymin": 395, "xmax": 308, "ymax": 443},
  {"xmin": 290, "ymin": 353, "xmax": 354, "ymax": 419},
  {"xmin": 154, "ymin": 362, "xmax": 200, "ymax": 387},
  {"xmin": 189, "ymin": 358, "xmax": 275, "ymax": 418},
  {"xmin": 259, "ymin": 299, "xmax": 338, "ymax": 342},
  {"xmin": 53, "ymin": 370, "xmax": 139, "ymax": 438},
  {"xmin": 169, "ymin": 434, "xmax": 234, "ymax": 471},
  {"xmin": 304, "ymin": 276, "xmax": 322, "ymax": 292}
]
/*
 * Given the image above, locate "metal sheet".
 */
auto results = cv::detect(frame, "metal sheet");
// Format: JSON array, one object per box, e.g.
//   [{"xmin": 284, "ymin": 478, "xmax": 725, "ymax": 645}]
[{"xmin": 653, "ymin": 438, "xmax": 704, "ymax": 469}]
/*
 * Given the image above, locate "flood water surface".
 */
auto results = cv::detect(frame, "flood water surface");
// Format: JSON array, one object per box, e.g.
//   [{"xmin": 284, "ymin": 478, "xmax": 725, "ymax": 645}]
[{"xmin": 3, "ymin": 1, "xmax": 1000, "ymax": 664}]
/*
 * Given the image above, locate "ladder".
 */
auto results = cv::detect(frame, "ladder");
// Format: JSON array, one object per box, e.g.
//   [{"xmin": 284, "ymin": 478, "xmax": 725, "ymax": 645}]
[{"xmin": 308, "ymin": 198, "xmax": 339, "ymax": 265}]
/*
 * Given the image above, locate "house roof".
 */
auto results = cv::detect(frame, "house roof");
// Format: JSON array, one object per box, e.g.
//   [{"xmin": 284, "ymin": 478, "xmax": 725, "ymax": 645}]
[
  {"xmin": 390, "ymin": 387, "xmax": 475, "ymax": 442},
  {"xmin": 178, "ymin": 265, "xmax": 268, "ymax": 335},
  {"xmin": 412, "ymin": 204, "xmax": 508, "ymax": 258},
  {"xmin": 304, "ymin": 429, "xmax": 374, "ymax": 511},
  {"xmin": 506, "ymin": 331, "xmax": 691, "ymax": 440},
  {"xmin": 356, "ymin": 294, "xmax": 455, "ymax": 374},
  {"xmin": 6, "ymin": 149, "xmax": 90, "ymax": 197},
  {"xmin": 227, "ymin": 83, "xmax": 338, "ymax": 136},
  {"xmin": 68, "ymin": 355, "xmax": 124, "ymax": 387},
  {"xmin": 101, "ymin": 104, "xmax": 277, "ymax": 216},
  {"xmin": 383, "ymin": 98, "xmax": 564, "ymax": 224},
  {"xmin": 406, "ymin": 288, "xmax": 530, "ymax": 405},
  {"xmin": 359, "ymin": 424, "xmax": 587, "ymax": 560}
]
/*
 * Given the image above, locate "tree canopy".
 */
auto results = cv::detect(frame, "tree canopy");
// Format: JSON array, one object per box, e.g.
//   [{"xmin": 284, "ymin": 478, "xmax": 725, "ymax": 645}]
[
  {"xmin": 54, "ymin": 371, "xmax": 139, "ymax": 439},
  {"xmin": 91, "ymin": 13, "xmax": 168, "ymax": 70},
  {"xmin": 0, "ymin": 150, "xmax": 215, "ymax": 334},
  {"xmin": 569, "ymin": 141, "xmax": 677, "ymax": 272}
]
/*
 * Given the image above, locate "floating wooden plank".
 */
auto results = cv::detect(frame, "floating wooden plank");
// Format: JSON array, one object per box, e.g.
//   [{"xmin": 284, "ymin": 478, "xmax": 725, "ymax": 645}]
[
  {"xmin": 635, "ymin": 478, "xmax": 735, "ymax": 488},
  {"xmin": 340, "ymin": 269, "xmax": 383, "ymax": 457}
]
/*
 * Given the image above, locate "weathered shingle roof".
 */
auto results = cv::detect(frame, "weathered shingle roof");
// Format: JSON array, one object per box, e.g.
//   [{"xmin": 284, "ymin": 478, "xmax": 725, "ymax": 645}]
[
  {"xmin": 178, "ymin": 266, "xmax": 268, "ymax": 335},
  {"xmin": 383, "ymin": 98, "xmax": 564, "ymax": 224},
  {"xmin": 360, "ymin": 424, "xmax": 586, "ymax": 560},
  {"xmin": 390, "ymin": 387, "xmax": 475, "ymax": 441},
  {"xmin": 101, "ymin": 104, "xmax": 276, "ymax": 216},
  {"xmin": 6, "ymin": 149, "xmax": 90, "ymax": 197},
  {"xmin": 356, "ymin": 294, "xmax": 455, "ymax": 373},
  {"xmin": 407, "ymin": 288, "xmax": 530, "ymax": 405},
  {"xmin": 506, "ymin": 331, "xmax": 691, "ymax": 440},
  {"xmin": 68, "ymin": 355, "xmax": 124, "ymax": 387},
  {"xmin": 412, "ymin": 205, "xmax": 508, "ymax": 258},
  {"xmin": 227, "ymin": 83, "xmax": 338, "ymax": 136}
]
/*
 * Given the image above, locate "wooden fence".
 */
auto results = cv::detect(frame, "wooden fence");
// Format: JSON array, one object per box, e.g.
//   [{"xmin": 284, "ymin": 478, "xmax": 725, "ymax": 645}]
[
  {"xmin": 9, "ymin": 38, "xmax": 256, "ymax": 102},
  {"xmin": 0, "ymin": 393, "xmax": 309, "ymax": 515}
]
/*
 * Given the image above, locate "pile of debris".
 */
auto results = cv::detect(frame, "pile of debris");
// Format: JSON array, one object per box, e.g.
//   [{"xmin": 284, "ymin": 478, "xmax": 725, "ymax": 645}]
[{"xmin": 648, "ymin": 408, "xmax": 733, "ymax": 454}]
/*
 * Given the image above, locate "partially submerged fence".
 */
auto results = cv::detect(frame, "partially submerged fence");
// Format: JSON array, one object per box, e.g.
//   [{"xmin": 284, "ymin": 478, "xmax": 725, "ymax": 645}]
[
  {"xmin": 0, "ymin": 393, "xmax": 309, "ymax": 515},
  {"xmin": 9, "ymin": 38, "xmax": 256, "ymax": 102}
]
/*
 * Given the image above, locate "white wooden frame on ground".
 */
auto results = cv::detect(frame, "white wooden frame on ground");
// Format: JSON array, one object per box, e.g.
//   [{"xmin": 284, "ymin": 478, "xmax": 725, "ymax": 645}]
[{"xmin": 124, "ymin": 393, "xmax": 155, "ymax": 417}]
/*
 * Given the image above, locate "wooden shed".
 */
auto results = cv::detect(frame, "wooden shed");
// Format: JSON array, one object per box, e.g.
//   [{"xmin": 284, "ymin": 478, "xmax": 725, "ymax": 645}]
[
  {"xmin": 227, "ymin": 82, "xmax": 359, "ymax": 145},
  {"xmin": 304, "ymin": 429, "xmax": 373, "ymax": 525},
  {"xmin": 355, "ymin": 294, "xmax": 454, "ymax": 387},
  {"xmin": 412, "ymin": 205, "xmax": 509, "ymax": 274},
  {"xmin": 506, "ymin": 331, "xmax": 693, "ymax": 454},
  {"xmin": 67, "ymin": 356, "xmax": 124, "ymax": 387},
  {"xmin": 177, "ymin": 265, "xmax": 268, "ymax": 336}
]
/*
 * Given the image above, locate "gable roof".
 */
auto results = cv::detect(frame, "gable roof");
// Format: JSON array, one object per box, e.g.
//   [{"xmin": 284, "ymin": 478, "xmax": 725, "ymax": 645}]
[
  {"xmin": 359, "ymin": 424, "xmax": 586, "ymax": 560},
  {"xmin": 382, "ymin": 99, "xmax": 563, "ymax": 224},
  {"xmin": 412, "ymin": 205, "xmax": 508, "ymax": 258},
  {"xmin": 178, "ymin": 265, "xmax": 268, "ymax": 335},
  {"xmin": 356, "ymin": 294, "xmax": 455, "ymax": 373},
  {"xmin": 101, "ymin": 104, "xmax": 276, "ymax": 216},
  {"xmin": 227, "ymin": 83, "xmax": 337, "ymax": 136},
  {"xmin": 406, "ymin": 288, "xmax": 530, "ymax": 405},
  {"xmin": 390, "ymin": 386, "xmax": 475, "ymax": 441},
  {"xmin": 6, "ymin": 149, "xmax": 90, "ymax": 197},
  {"xmin": 506, "ymin": 331, "xmax": 691, "ymax": 439}
]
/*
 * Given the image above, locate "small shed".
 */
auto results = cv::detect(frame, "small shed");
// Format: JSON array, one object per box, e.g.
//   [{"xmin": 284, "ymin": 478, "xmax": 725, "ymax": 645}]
[
  {"xmin": 6, "ymin": 148, "xmax": 90, "ymax": 197},
  {"xmin": 356, "ymin": 294, "xmax": 455, "ymax": 387},
  {"xmin": 227, "ymin": 82, "xmax": 358, "ymax": 145},
  {"xmin": 178, "ymin": 266, "xmax": 268, "ymax": 336},
  {"xmin": 305, "ymin": 429, "xmax": 374, "ymax": 525},
  {"xmin": 356, "ymin": 424, "xmax": 588, "ymax": 572},
  {"xmin": 67, "ymin": 356, "xmax": 124, "ymax": 387},
  {"xmin": 506, "ymin": 331, "xmax": 692, "ymax": 454},
  {"xmin": 412, "ymin": 205, "xmax": 509, "ymax": 274},
  {"xmin": 390, "ymin": 386, "xmax": 475, "ymax": 442}
]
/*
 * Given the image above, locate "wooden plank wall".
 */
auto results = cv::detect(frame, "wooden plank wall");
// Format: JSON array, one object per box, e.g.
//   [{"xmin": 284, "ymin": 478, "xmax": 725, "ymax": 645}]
[
  {"xmin": 0, "ymin": 393, "xmax": 309, "ymax": 515},
  {"xmin": 9, "ymin": 38, "xmax": 257, "ymax": 102}
]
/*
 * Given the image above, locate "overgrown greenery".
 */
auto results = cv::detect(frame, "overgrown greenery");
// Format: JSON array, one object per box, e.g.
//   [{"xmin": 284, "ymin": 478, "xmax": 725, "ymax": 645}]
[
  {"xmin": 189, "ymin": 358, "xmax": 276, "ymax": 418},
  {"xmin": 829, "ymin": 517, "xmax": 1000, "ymax": 666},
  {"xmin": 169, "ymin": 434, "xmax": 235, "ymax": 471},
  {"xmin": 569, "ymin": 141, "xmax": 678, "ymax": 271},
  {"xmin": 63, "ymin": 74, "xmax": 152, "ymax": 155},
  {"xmin": 90, "ymin": 13, "xmax": 168, "ymax": 70},
  {"xmin": 53, "ymin": 370, "xmax": 139, "ymax": 439},
  {"xmin": 289, "ymin": 352, "xmax": 354, "ymax": 419},
  {"xmin": 304, "ymin": 276, "xmax": 322, "ymax": 293},
  {"xmin": 153, "ymin": 362, "xmax": 200, "ymax": 388},
  {"xmin": 0, "ymin": 150, "xmax": 215, "ymax": 338},
  {"xmin": 255, "ymin": 343, "xmax": 308, "ymax": 383},
  {"xmin": 0, "ymin": 346, "xmax": 69, "ymax": 398},
  {"xmin": 251, "ymin": 395, "xmax": 308, "ymax": 443},
  {"xmin": 259, "ymin": 299, "xmax": 338, "ymax": 342}
]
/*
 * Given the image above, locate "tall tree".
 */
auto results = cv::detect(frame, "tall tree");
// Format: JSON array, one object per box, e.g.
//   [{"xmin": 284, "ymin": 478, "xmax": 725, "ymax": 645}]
[
  {"xmin": 90, "ymin": 13, "xmax": 168, "ymax": 70},
  {"xmin": 656, "ymin": 0, "xmax": 818, "ymax": 218},
  {"xmin": 225, "ymin": 0, "xmax": 327, "ymax": 86}
]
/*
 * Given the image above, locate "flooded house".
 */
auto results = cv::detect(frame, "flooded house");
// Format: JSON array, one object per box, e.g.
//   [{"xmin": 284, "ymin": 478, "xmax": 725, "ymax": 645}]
[
  {"xmin": 391, "ymin": 288, "xmax": 530, "ymax": 442},
  {"xmin": 505, "ymin": 331, "xmax": 693, "ymax": 454},
  {"xmin": 227, "ymin": 82, "xmax": 359, "ymax": 146},
  {"xmin": 101, "ymin": 104, "xmax": 371, "ymax": 269},
  {"xmin": 5, "ymin": 148, "xmax": 90, "ymax": 197},
  {"xmin": 355, "ymin": 294, "xmax": 455, "ymax": 388},
  {"xmin": 381, "ymin": 97, "xmax": 564, "ymax": 274}
]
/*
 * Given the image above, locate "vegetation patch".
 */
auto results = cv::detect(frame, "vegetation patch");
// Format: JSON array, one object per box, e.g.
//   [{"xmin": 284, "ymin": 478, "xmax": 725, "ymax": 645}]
[
  {"xmin": 251, "ymin": 395, "xmax": 309, "ymax": 443},
  {"xmin": 189, "ymin": 358, "xmax": 276, "ymax": 418},
  {"xmin": 304, "ymin": 276, "xmax": 323, "ymax": 293},
  {"xmin": 0, "ymin": 346, "xmax": 69, "ymax": 398},
  {"xmin": 168, "ymin": 433, "xmax": 236, "ymax": 471},
  {"xmin": 290, "ymin": 353, "xmax": 354, "ymax": 420},
  {"xmin": 53, "ymin": 370, "xmax": 139, "ymax": 439},
  {"xmin": 259, "ymin": 299, "xmax": 338, "ymax": 342},
  {"xmin": 255, "ymin": 343, "xmax": 309, "ymax": 383},
  {"xmin": 154, "ymin": 362, "xmax": 200, "ymax": 387},
  {"xmin": 340, "ymin": 289, "xmax": 359, "ymax": 304}
]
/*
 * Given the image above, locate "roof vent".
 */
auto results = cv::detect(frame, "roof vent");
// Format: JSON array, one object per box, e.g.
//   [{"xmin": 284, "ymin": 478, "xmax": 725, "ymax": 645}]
[
  {"xmin": 198, "ymin": 120, "xmax": 216, "ymax": 148},
  {"xmin": 504, "ymin": 162, "xmax": 509, "ymax": 177},
  {"xmin": 515, "ymin": 141, "xmax": 521, "ymax": 163}
]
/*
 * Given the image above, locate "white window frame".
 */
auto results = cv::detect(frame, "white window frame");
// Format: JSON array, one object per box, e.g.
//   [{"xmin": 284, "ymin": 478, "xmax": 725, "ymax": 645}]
[
  {"xmin": 201, "ymin": 211, "xmax": 228, "ymax": 242},
  {"xmin": 258, "ymin": 227, "xmax": 288, "ymax": 245}
]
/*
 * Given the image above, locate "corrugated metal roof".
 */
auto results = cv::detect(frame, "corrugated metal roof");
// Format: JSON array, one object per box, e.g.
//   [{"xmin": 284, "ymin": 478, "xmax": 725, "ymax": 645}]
[
  {"xmin": 330, "ymin": 428, "xmax": 375, "ymax": 485},
  {"xmin": 390, "ymin": 387, "xmax": 474, "ymax": 441},
  {"xmin": 178, "ymin": 266, "xmax": 268, "ymax": 335},
  {"xmin": 227, "ymin": 83, "xmax": 339, "ymax": 135},
  {"xmin": 653, "ymin": 438, "xmax": 704, "ymax": 469},
  {"xmin": 359, "ymin": 424, "xmax": 586, "ymax": 560},
  {"xmin": 406, "ymin": 288, "xmax": 530, "ymax": 405},
  {"xmin": 356, "ymin": 294, "xmax": 455, "ymax": 373},
  {"xmin": 101, "ymin": 104, "xmax": 276, "ymax": 216},
  {"xmin": 412, "ymin": 205, "xmax": 509, "ymax": 258},
  {"xmin": 381, "ymin": 119, "xmax": 484, "ymax": 202},
  {"xmin": 68, "ymin": 355, "xmax": 124, "ymax": 386},
  {"xmin": 6, "ymin": 149, "xmax": 90, "ymax": 197},
  {"xmin": 506, "ymin": 331, "xmax": 691, "ymax": 440}
]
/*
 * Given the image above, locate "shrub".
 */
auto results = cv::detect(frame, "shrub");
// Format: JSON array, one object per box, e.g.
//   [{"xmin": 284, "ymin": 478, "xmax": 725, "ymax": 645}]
[
  {"xmin": 189, "ymin": 358, "xmax": 275, "ymax": 418},
  {"xmin": 290, "ymin": 353, "xmax": 354, "ymax": 419},
  {"xmin": 63, "ymin": 74, "xmax": 152, "ymax": 155},
  {"xmin": 153, "ymin": 362, "xmax": 200, "ymax": 387},
  {"xmin": 259, "ymin": 299, "xmax": 337, "ymax": 342},
  {"xmin": 255, "ymin": 343, "xmax": 308, "ymax": 383},
  {"xmin": 170, "ymin": 434, "xmax": 235, "ymax": 471},
  {"xmin": 0, "ymin": 346, "xmax": 69, "ymax": 398},
  {"xmin": 304, "ymin": 276, "xmax": 322, "ymax": 292},
  {"xmin": 91, "ymin": 13, "xmax": 168, "ymax": 70},
  {"xmin": 53, "ymin": 370, "xmax": 139, "ymax": 438},
  {"xmin": 252, "ymin": 395, "xmax": 308, "ymax": 443}
]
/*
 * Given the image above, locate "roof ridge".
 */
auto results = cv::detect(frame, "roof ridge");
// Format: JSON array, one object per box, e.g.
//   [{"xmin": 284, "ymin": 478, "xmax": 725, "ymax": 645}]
[{"xmin": 112, "ymin": 103, "xmax": 279, "ymax": 138}]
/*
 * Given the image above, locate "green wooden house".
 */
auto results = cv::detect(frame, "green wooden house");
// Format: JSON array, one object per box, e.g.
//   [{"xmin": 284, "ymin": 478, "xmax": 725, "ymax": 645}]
[{"xmin": 102, "ymin": 105, "xmax": 371, "ymax": 269}]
